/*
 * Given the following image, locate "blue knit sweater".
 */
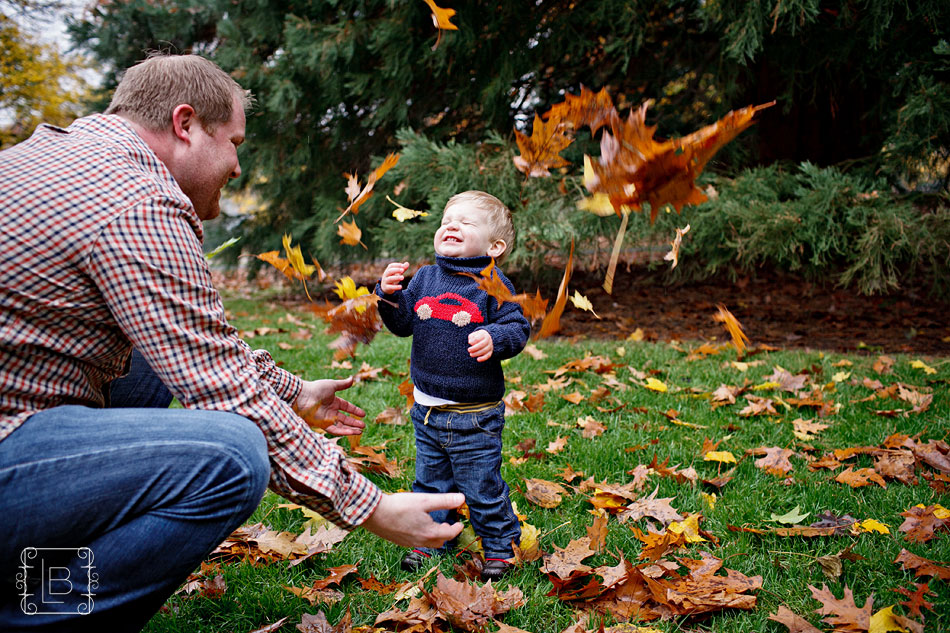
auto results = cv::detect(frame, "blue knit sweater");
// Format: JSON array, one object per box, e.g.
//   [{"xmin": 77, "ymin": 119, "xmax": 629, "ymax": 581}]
[{"xmin": 375, "ymin": 256, "xmax": 530, "ymax": 403}]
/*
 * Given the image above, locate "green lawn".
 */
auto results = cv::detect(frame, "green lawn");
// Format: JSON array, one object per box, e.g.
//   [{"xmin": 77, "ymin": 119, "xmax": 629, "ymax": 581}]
[{"xmin": 146, "ymin": 292, "xmax": 949, "ymax": 633}]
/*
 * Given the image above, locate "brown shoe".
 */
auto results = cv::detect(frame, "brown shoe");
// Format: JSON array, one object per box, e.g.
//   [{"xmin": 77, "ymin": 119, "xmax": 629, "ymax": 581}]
[
  {"xmin": 400, "ymin": 549, "xmax": 431, "ymax": 572},
  {"xmin": 480, "ymin": 558, "xmax": 512, "ymax": 582}
]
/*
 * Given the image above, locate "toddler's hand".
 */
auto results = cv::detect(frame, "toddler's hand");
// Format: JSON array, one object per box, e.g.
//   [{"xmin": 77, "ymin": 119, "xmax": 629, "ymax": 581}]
[
  {"xmin": 380, "ymin": 261, "xmax": 410, "ymax": 294},
  {"xmin": 467, "ymin": 329, "xmax": 494, "ymax": 362}
]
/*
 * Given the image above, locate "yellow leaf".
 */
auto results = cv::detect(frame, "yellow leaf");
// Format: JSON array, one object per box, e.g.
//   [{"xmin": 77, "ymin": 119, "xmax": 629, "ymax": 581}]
[
  {"xmin": 753, "ymin": 381, "xmax": 781, "ymax": 390},
  {"xmin": 333, "ymin": 277, "xmax": 370, "ymax": 314},
  {"xmin": 627, "ymin": 328, "xmax": 644, "ymax": 341},
  {"xmin": 916, "ymin": 503, "xmax": 950, "ymax": 519},
  {"xmin": 833, "ymin": 371, "xmax": 852, "ymax": 383},
  {"xmin": 333, "ymin": 277, "xmax": 370, "ymax": 301},
  {"xmin": 282, "ymin": 234, "xmax": 316, "ymax": 278},
  {"xmin": 519, "ymin": 521, "xmax": 540, "ymax": 553},
  {"xmin": 388, "ymin": 195, "xmax": 429, "ymax": 222},
  {"xmin": 869, "ymin": 605, "xmax": 909, "ymax": 633},
  {"xmin": 644, "ymin": 377, "xmax": 667, "ymax": 392},
  {"xmin": 854, "ymin": 519, "xmax": 890, "ymax": 534},
  {"xmin": 704, "ymin": 451, "xmax": 737, "ymax": 464},
  {"xmin": 667, "ymin": 514, "xmax": 705, "ymax": 543},
  {"xmin": 910, "ymin": 359, "xmax": 937, "ymax": 375},
  {"xmin": 578, "ymin": 156, "xmax": 622, "ymax": 216},
  {"xmin": 668, "ymin": 416, "xmax": 706, "ymax": 429},
  {"xmin": 700, "ymin": 492, "xmax": 717, "ymax": 510},
  {"xmin": 731, "ymin": 361, "xmax": 750, "ymax": 372},
  {"xmin": 569, "ymin": 290, "xmax": 600, "ymax": 318}
]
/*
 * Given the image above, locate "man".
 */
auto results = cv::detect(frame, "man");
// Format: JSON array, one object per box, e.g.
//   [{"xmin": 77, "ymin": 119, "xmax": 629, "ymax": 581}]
[{"xmin": 0, "ymin": 54, "xmax": 463, "ymax": 630}]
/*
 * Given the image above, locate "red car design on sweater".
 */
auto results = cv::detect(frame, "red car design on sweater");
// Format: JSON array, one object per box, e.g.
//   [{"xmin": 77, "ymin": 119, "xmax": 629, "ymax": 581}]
[{"xmin": 414, "ymin": 293, "xmax": 485, "ymax": 327}]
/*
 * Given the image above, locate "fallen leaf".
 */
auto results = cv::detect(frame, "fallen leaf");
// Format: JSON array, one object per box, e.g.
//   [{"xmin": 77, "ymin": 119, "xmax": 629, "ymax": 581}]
[{"xmin": 809, "ymin": 584, "xmax": 872, "ymax": 632}]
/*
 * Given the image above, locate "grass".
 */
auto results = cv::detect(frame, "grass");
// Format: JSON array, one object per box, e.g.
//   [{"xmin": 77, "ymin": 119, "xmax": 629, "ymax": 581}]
[{"xmin": 146, "ymin": 291, "xmax": 949, "ymax": 633}]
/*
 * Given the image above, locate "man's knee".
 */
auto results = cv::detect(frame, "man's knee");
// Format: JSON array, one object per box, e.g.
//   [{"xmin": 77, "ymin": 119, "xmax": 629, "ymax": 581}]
[{"xmin": 204, "ymin": 413, "xmax": 270, "ymax": 511}]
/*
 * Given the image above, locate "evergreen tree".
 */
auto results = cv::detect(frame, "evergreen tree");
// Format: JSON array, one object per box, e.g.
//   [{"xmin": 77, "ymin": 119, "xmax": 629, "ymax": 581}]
[{"xmin": 67, "ymin": 0, "xmax": 948, "ymax": 268}]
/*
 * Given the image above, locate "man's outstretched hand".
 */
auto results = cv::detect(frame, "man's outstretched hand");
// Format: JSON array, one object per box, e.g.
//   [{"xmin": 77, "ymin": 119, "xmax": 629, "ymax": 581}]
[
  {"xmin": 294, "ymin": 376, "xmax": 366, "ymax": 436},
  {"xmin": 362, "ymin": 492, "xmax": 465, "ymax": 549}
]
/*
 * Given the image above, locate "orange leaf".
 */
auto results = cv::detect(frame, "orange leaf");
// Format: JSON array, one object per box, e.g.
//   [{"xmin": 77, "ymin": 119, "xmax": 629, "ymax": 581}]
[
  {"xmin": 513, "ymin": 114, "xmax": 573, "ymax": 177},
  {"xmin": 337, "ymin": 152, "xmax": 400, "ymax": 221},
  {"xmin": 256, "ymin": 250, "xmax": 296, "ymax": 280},
  {"xmin": 421, "ymin": 0, "xmax": 458, "ymax": 51},
  {"xmin": 543, "ymin": 85, "xmax": 616, "ymax": 135},
  {"xmin": 535, "ymin": 240, "xmax": 574, "ymax": 339},
  {"xmin": 337, "ymin": 219, "xmax": 366, "ymax": 249},
  {"xmin": 713, "ymin": 303, "xmax": 749, "ymax": 354}
]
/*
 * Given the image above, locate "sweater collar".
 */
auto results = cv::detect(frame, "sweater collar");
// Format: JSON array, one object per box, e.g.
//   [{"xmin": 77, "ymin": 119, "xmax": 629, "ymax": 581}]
[{"xmin": 435, "ymin": 255, "xmax": 494, "ymax": 275}]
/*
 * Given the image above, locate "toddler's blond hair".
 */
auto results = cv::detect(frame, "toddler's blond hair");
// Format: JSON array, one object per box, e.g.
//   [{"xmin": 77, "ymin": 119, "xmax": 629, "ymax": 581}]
[{"xmin": 443, "ymin": 191, "xmax": 515, "ymax": 263}]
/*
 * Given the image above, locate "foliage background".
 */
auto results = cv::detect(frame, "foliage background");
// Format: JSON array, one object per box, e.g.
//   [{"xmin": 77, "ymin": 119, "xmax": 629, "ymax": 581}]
[{"xmin": 35, "ymin": 0, "xmax": 950, "ymax": 292}]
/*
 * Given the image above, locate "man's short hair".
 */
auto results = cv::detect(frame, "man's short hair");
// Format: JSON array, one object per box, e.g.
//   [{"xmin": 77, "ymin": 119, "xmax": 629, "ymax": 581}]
[
  {"xmin": 105, "ymin": 53, "xmax": 252, "ymax": 134},
  {"xmin": 443, "ymin": 190, "xmax": 516, "ymax": 263}
]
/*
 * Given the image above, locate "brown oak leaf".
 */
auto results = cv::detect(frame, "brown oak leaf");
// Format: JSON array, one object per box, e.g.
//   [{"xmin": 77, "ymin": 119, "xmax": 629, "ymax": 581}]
[
  {"xmin": 894, "ymin": 548, "xmax": 950, "ymax": 581},
  {"xmin": 808, "ymin": 583, "xmax": 872, "ymax": 632},
  {"xmin": 769, "ymin": 605, "xmax": 823, "ymax": 633}
]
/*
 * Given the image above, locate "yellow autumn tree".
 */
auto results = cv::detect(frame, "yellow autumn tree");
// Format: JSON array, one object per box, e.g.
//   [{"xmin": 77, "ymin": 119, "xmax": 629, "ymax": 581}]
[{"xmin": 0, "ymin": 12, "xmax": 90, "ymax": 148}]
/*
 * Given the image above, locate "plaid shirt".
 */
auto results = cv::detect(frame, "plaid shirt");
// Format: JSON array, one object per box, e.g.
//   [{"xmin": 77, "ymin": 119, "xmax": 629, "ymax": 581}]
[{"xmin": 0, "ymin": 115, "xmax": 381, "ymax": 528}]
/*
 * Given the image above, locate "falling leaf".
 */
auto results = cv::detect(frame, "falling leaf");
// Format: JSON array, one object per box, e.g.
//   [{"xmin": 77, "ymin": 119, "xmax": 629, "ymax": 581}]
[
  {"xmin": 513, "ymin": 114, "xmax": 573, "ymax": 177},
  {"xmin": 569, "ymin": 290, "xmax": 600, "ymax": 318},
  {"xmin": 337, "ymin": 219, "xmax": 366, "ymax": 249},
  {"xmin": 535, "ymin": 240, "xmax": 574, "ymax": 339},
  {"xmin": 337, "ymin": 152, "xmax": 400, "ymax": 220},
  {"xmin": 282, "ymin": 234, "xmax": 316, "ymax": 279},
  {"xmin": 388, "ymin": 195, "xmax": 429, "ymax": 222},
  {"xmin": 205, "ymin": 236, "xmax": 240, "ymax": 260},
  {"xmin": 663, "ymin": 224, "xmax": 690, "ymax": 269},
  {"xmin": 421, "ymin": 0, "xmax": 459, "ymax": 51},
  {"xmin": 714, "ymin": 304, "xmax": 750, "ymax": 354}
]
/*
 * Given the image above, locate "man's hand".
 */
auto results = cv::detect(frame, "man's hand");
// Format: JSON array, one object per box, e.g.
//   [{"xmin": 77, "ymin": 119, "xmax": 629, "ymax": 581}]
[
  {"xmin": 380, "ymin": 261, "xmax": 410, "ymax": 294},
  {"xmin": 294, "ymin": 376, "xmax": 365, "ymax": 436},
  {"xmin": 362, "ymin": 492, "xmax": 465, "ymax": 548},
  {"xmin": 467, "ymin": 329, "xmax": 494, "ymax": 362}
]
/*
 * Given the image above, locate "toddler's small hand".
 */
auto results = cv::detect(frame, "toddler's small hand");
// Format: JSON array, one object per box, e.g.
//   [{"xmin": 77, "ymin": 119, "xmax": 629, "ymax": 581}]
[
  {"xmin": 467, "ymin": 329, "xmax": 493, "ymax": 362},
  {"xmin": 380, "ymin": 261, "xmax": 410, "ymax": 294}
]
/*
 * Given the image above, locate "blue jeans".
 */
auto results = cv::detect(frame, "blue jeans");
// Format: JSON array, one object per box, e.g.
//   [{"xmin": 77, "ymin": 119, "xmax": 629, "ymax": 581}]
[
  {"xmin": 410, "ymin": 401, "xmax": 520, "ymax": 558},
  {"xmin": 0, "ymin": 353, "xmax": 269, "ymax": 631}
]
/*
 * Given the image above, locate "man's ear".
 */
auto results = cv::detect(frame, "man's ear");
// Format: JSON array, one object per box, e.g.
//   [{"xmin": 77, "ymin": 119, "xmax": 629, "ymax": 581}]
[
  {"xmin": 487, "ymin": 238, "xmax": 507, "ymax": 259},
  {"xmin": 170, "ymin": 104, "xmax": 197, "ymax": 143}
]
